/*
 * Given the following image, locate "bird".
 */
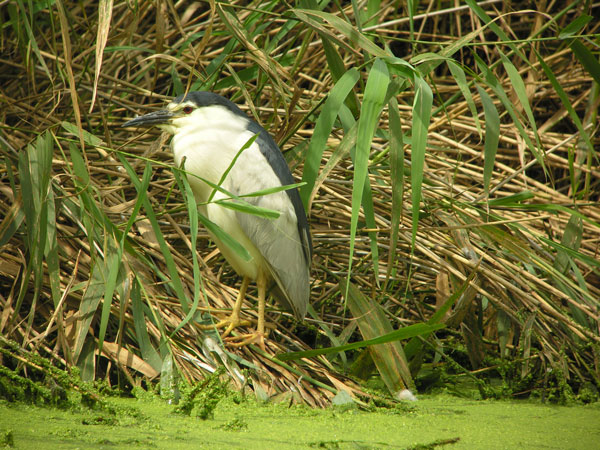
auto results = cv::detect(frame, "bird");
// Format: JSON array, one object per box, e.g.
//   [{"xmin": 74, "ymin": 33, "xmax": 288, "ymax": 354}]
[{"xmin": 123, "ymin": 91, "xmax": 312, "ymax": 350}]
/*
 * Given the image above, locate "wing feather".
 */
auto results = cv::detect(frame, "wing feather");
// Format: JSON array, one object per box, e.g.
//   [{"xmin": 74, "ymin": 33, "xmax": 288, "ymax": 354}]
[{"xmin": 227, "ymin": 136, "xmax": 311, "ymax": 319}]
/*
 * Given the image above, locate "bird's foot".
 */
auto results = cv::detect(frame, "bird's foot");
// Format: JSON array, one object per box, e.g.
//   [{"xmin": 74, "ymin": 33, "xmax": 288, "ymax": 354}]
[
  {"xmin": 197, "ymin": 314, "xmax": 254, "ymax": 337},
  {"xmin": 198, "ymin": 311, "xmax": 272, "ymax": 351},
  {"xmin": 225, "ymin": 331, "xmax": 267, "ymax": 352}
]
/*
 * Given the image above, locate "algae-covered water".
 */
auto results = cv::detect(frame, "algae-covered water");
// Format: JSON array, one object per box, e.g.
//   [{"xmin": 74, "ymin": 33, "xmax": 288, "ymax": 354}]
[{"xmin": 1, "ymin": 394, "xmax": 599, "ymax": 449}]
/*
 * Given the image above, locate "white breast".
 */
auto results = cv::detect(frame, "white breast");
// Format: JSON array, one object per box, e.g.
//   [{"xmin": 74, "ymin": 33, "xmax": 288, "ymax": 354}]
[{"xmin": 169, "ymin": 105, "xmax": 293, "ymax": 281}]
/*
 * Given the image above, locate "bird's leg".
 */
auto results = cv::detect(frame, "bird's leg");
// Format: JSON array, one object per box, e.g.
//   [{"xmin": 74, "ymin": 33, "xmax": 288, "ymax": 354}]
[
  {"xmin": 221, "ymin": 276, "xmax": 253, "ymax": 337},
  {"xmin": 255, "ymin": 271, "xmax": 267, "ymax": 350},
  {"xmin": 226, "ymin": 272, "xmax": 268, "ymax": 351},
  {"xmin": 198, "ymin": 277, "xmax": 253, "ymax": 333}
]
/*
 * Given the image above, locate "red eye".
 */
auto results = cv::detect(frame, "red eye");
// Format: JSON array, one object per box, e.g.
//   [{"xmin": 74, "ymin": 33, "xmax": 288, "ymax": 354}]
[{"xmin": 183, "ymin": 106, "xmax": 194, "ymax": 114}]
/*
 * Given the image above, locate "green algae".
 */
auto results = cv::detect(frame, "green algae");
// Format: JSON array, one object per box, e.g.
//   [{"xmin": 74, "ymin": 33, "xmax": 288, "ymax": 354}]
[
  {"xmin": 1, "ymin": 394, "xmax": 599, "ymax": 449},
  {"xmin": 174, "ymin": 367, "xmax": 229, "ymax": 419}
]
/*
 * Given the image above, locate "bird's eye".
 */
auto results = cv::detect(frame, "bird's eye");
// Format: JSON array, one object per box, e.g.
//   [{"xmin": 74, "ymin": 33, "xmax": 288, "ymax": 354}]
[{"xmin": 182, "ymin": 106, "xmax": 194, "ymax": 114}]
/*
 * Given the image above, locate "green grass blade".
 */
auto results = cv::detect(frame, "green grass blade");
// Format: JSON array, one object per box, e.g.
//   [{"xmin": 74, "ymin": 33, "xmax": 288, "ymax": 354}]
[
  {"xmin": 474, "ymin": 54, "xmax": 546, "ymax": 173},
  {"xmin": 541, "ymin": 236, "xmax": 600, "ymax": 270},
  {"xmin": 197, "ymin": 214, "xmax": 251, "ymax": 262},
  {"xmin": 119, "ymin": 163, "xmax": 165, "ymax": 368},
  {"xmin": 300, "ymin": 68, "xmax": 360, "ymax": 209},
  {"xmin": 499, "ymin": 49, "xmax": 542, "ymax": 150},
  {"xmin": 501, "ymin": 203, "xmax": 600, "ymax": 230},
  {"xmin": 348, "ymin": 59, "xmax": 389, "ymax": 285},
  {"xmin": 404, "ymin": 270, "xmax": 476, "ymax": 360},
  {"xmin": 207, "ymin": 133, "xmax": 259, "ymax": 204},
  {"xmin": 386, "ymin": 97, "xmax": 404, "ymax": 282},
  {"xmin": 309, "ymin": 122, "xmax": 358, "ymax": 208},
  {"xmin": 486, "ymin": 191, "xmax": 534, "ymax": 206},
  {"xmin": 554, "ymin": 214, "xmax": 582, "ymax": 275},
  {"xmin": 18, "ymin": 146, "xmax": 36, "ymax": 252},
  {"xmin": 44, "ymin": 187, "xmax": 61, "ymax": 307},
  {"xmin": 406, "ymin": 0, "xmax": 415, "ymax": 42},
  {"xmin": 98, "ymin": 161, "xmax": 153, "ymax": 352},
  {"xmin": 568, "ymin": 39, "xmax": 600, "ymax": 86},
  {"xmin": 69, "ymin": 143, "xmax": 115, "ymax": 234},
  {"xmin": 171, "ymin": 167, "xmax": 204, "ymax": 336},
  {"xmin": 360, "ymin": 178, "xmax": 381, "ymax": 285},
  {"xmin": 465, "ymin": 0, "xmax": 528, "ymax": 65},
  {"xmin": 118, "ymin": 154, "xmax": 192, "ymax": 313},
  {"xmin": 67, "ymin": 142, "xmax": 109, "ymax": 362},
  {"xmin": 414, "ymin": 25, "xmax": 487, "ymax": 77},
  {"xmin": 410, "ymin": 75, "xmax": 433, "ymax": 247},
  {"xmin": 319, "ymin": 34, "xmax": 346, "ymax": 80},
  {"xmin": 216, "ymin": 4, "xmax": 286, "ymax": 96},
  {"xmin": 277, "ymin": 320, "xmax": 443, "ymax": 362},
  {"xmin": 294, "ymin": 9, "xmax": 387, "ymax": 58},
  {"xmin": 73, "ymin": 261, "xmax": 107, "ymax": 363},
  {"xmin": 0, "ymin": 195, "xmax": 25, "ymax": 247},
  {"xmin": 14, "ymin": 0, "xmax": 52, "ymax": 80},
  {"xmin": 343, "ymin": 279, "xmax": 415, "ymax": 392},
  {"xmin": 174, "ymin": 163, "xmax": 292, "ymax": 211},
  {"xmin": 131, "ymin": 280, "xmax": 162, "ymax": 372},
  {"xmin": 171, "ymin": 154, "xmax": 252, "ymax": 264},
  {"xmin": 97, "ymin": 239, "xmax": 121, "ymax": 352},
  {"xmin": 77, "ymin": 336, "xmax": 97, "ymax": 381},
  {"xmin": 293, "ymin": 9, "xmax": 364, "ymax": 57},
  {"xmin": 238, "ymin": 182, "xmax": 305, "ymax": 199},
  {"xmin": 533, "ymin": 47, "xmax": 595, "ymax": 158},
  {"xmin": 364, "ymin": 0, "xmax": 381, "ymax": 29},
  {"xmin": 215, "ymin": 199, "xmax": 280, "ymax": 220},
  {"xmin": 476, "ymin": 85, "xmax": 500, "ymax": 197},
  {"xmin": 321, "ymin": 37, "xmax": 361, "ymax": 116},
  {"xmin": 558, "ymin": 14, "xmax": 592, "ymax": 38},
  {"xmin": 61, "ymin": 121, "xmax": 103, "ymax": 147},
  {"xmin": 448, "ymin": 60, "xmax": 482, "ymax": 139},
  {"xmin": 14, "ymin": 132, "xmax": 54, "ymax": 326},
  {"xmin": 195, "ymin": 39, "xmax": 237, "ymax": 91}
]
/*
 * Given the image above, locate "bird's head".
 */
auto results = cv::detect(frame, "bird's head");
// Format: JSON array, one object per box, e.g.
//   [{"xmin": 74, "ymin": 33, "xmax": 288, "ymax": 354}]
[{"xmin": 122, "ymin": 91, "xmax": 249, "ymax": 135}]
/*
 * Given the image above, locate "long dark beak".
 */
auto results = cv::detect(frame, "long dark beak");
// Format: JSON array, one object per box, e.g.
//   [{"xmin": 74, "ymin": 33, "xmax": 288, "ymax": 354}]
[{"xmin": 122, "ymin": 109, "xmax": 174, "ymax": 128}]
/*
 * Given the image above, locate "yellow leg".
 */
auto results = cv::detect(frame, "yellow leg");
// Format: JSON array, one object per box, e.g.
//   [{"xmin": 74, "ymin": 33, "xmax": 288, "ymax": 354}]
[
  {"xmin": 221, "ymin": 276, "xmax": 252, "ymax": 337},
  {"xmin": 198, "ymin": 277, "xmax": 253, "ymax": 333},
  {"xmin": 226, "ymin": 272, "xmax": 268, "ymax": 351},
  {"xmin": 256, "ymin": 272, "xmax": 267, "ymax": 351}
]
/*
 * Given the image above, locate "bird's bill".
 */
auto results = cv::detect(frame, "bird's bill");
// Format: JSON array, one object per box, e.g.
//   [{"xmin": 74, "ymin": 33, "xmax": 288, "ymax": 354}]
[{"xmin": 122, "ymin": 109, "xmax": 174, "ymax": 128}]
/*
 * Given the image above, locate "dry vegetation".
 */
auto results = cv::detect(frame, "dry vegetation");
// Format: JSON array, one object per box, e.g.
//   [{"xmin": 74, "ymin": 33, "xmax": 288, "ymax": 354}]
[{"xmin": 1, "ymin": 1, "xmax": 599, "ymax": 406}]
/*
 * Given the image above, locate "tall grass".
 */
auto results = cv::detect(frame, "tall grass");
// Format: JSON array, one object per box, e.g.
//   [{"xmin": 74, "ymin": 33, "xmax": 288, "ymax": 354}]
[{"xmin": 1, "ymin": 1, "xmax": 599, "ymax": 405}]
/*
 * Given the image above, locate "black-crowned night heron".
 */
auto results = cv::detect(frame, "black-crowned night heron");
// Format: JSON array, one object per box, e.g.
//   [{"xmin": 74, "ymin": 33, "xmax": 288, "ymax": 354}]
[{"xmin": 123, "ymin": 91, "xmax": 312, "ymax": 350}]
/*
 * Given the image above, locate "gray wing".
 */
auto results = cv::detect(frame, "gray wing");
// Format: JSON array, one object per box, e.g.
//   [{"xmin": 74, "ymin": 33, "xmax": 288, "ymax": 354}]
[
  {"xmin": 237, "ymin": 193, "xmax": 311, "ymax": 318},
  {"xmin": 227, "ymin": 136, "xmax": 311, "ymax": 319}
]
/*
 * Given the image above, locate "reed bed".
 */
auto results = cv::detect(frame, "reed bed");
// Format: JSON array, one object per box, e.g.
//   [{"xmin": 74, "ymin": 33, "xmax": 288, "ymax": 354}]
[{"xmin": 1, "ymin": 1, "xmax": 598, "ymax": 405}]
